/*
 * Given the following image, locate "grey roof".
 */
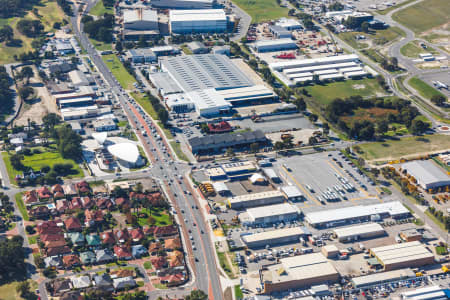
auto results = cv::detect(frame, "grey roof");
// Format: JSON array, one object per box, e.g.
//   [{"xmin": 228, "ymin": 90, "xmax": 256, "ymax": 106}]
[
  {"xmin": 188, "ymin": 130, "xmax": 266, "ymax": 148},
  {"xmin": 95, "ymin": 249, "xmax": 114, "ymax": 262},
  {"xmin": 149, "ymin": 72, "xmax": 184, "ymax": 95},
  {"xmin": 94, "ymin": 273, "xmax": 113, "ymax": 286},
  {"xmin": 402, "ymin": 160, "xmax": 450, "ymax": 187},
  {"xmin": 269, "ymin": 25, "xmax": 291, "ymax": 35},
  {"xmin": 160, "ymin": 54, "xmax": 253, "ymax": 92},
  {"xmin": 129, "ymin": 48, "xmax": 155, "ymax": 57},
  {"xmin": 187, "ymin": 41, "xmax": 207, "ymax": 51}
]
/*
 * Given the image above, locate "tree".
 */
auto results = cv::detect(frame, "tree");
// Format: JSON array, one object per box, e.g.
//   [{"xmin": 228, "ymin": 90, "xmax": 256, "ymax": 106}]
[
  {"xmin": 274, "ymin": 141, "xmax": 284, "ymax": 151},
  {"xmin": 158, "ymin": 107, "xmax": 169, "ymax": 124},
  {"xmin": 185, "ymin": 290, "xmax": 208, "ymax": 300},
  {"xmin": 323, "ymin": 122, "xmax": 330, "ymax": 135},
  {"xmin": 16, "ymin": 19, "xmax": 43, "ymax": 37},
  {"xmin": 138, "ymin": 35, "xmax": 147, "ymax": 48},
  {"xmin": 115, "ymin": 40, "xmax": 123, "ymax": 53},
  {"xmin": 0, "ymin": 236, "xmax": 26, "ymax": 280},
  {"xmin": 42, "ymin": 113, "xmax": 61, "ymax": 129},
  {"xmin": 361, "ymin": 21, "xmax": 369, "ymax": 33},
  {"xmin": 293, "ymin": 97, "xmax": 306, "ymax": 111},
  {"xmin": 308, "ymin": 113, "xmax": 318, "ymax": 123},
  {"xmin": 409, "ymin": 119, "xmax": 429, "ymax": 135},
  {"xmin": 328, "ymin": 1, "xmax": 344, "ymax": 11},
  {"xmin": 376, "ymin": 119, "xmax": 389, "ymax": 135},
  {"xmin": 19, "ymin": 66, "xmax": 34, "ymax": 84},
  {"xmin": 250, "ymin": 142, "xmax": 259, "ymax": 153},
  {"xmin": 308, "ymin": 136, "xmax": 317, "ymax": 145},
  {"xmin": 10, "ymin": 153, "xmax": 25, "ymax": 170},
  {"xmin": 18, "ymin": 86, "xmax": 34, "ymax": 100},
  {"xmin": 16, "ymin": 281, "xmax": 30, "ymax": 297},
  {"xmin": 430, "ymin": 95, "xmax": 445, "ymax": 106},
  {"xmin": 0, "ymin": 25, "xmax": 13, "ymax": 42}
]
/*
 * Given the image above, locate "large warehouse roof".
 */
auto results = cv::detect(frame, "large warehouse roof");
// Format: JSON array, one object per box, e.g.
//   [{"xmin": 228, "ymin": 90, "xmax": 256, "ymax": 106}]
[
  {"xmin": 169, "ymin": 9, "xmax": 226, "ymax": 22},
  {"xmin": 269, "ymin": 54, "xmax": 359, "ymax": 71},
  {"xmin": 333, "ymin": 223, "xmax": 385, "ymax": 239},
  {"xmin": 352, "ymin": 268, "xmax": 415, "ymax": 288},
  {"xmin": 160, "ymin": 54, "xmax": 253, "ymax": 92},
  {"xmin": 246, "ymin": 203, "xmax": 300, "ymax": 219},
  {"xmin": 371, "ymin": 241, "xmax": 434, "ymax": 266},
  {"xmin": 402, "ymin": 160, "xmax": 450, "ymax": 188},
  {"xmin": 216, "ymin": 85, "xmax": 276, "ymax": 102},
  {"xmin": 281, "ymin": 185, "xmax": 302, "ymax": 198},
  {"xmin": 305, "ymin": 201, "xmax": 409, "ymax": 226},
  {"xmin": 185, "ymin": 88, "xmax": 232, "ymax": 112},
  {"xmin": 107, "ymin": 143, "xmax": 140, "ymax": 164},
  {"xmin": 124, "ymin": 9, "xmax": 158, "ymax": 23},
  {"xmin": 242, "ymin": 227, "xmax": 306, "ymax": 245},
  {"xmin": 150, "ymin": 72, "xmax": 184, "ymax": 95},
  {"xmin": 229, "ymin": 190, "xmax": 284, "ymax": 205}
]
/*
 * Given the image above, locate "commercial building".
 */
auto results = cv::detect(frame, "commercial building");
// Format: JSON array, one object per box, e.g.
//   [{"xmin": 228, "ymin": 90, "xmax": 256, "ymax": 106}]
[
  {"xmin": 160, "ymin": 54, "xmax": 253, "ymax": 92},
  {"xmin": 351, "ymin": 269, "xmax": 416, "ymax": 288},
  {"xmin": 150, "ymin": 73, "xmax": 184, "ymax": 96},
  {"xmin": 333, "ymin": 223, "xmax": 386, "ymax": 242},
  {"xmin": 228, "ymin": 190, "xmax": 285, "ymax": 209},
  {"xmin": 151, "ymin": 0, "xmax": 214, "ymax": 9},
  {"xmin": 239, "ymin": 203, "xmax": 300, "ymax": 225},
  {"xmin": 188, "ymin": 130, "xmax": 267, "ymax": 153},
  {"xmin": 123, "ymin": 8, "xmax": 159, "ymax": 39},
  {"xmin": 262, "ymin": 168, "xmax": 280, "ymax": 182},
  {"xmin": 399, "ymin": 228, "xmax": 422, "ymax": 242},
  {"xmin": 261, "ymin": 253, "xmax": 339, "ymax": 294},
  {"xmin": 241, "ymin": 227, "xmax": 307, "ymax": 248},
  {"xmin": 212, "ymin": 45, "xmax": 231, "ymax": 56},
  {"xmin": 165, "ymin": 94, "xmax": 195, "ymax": 113},
  {"xmin": 370, "ymin": 241, "xmax": 435, "ymax": 271},
  {"xmin": 212, "ymin": 182, "xmax": 230, "ymax": 195},
  {"xmin": 401, "ymin": 160, "xmax": 450, "ymax": 190},
  {"xmin": 185, "ymin": 88, "xmax": 232, "ymax": 116},
  {"xmin": 305, "ymin": 201, "xmax": 410, "ymax": 228},
  {"xmin": 59, "ymin": 97, "xmax": 94, "ymax": 109},
  {"xmin": 68, "ymin": 70, "xmax": 90, "ymax": 86},
  {"xmin": 281, "ymin": 185, "xmax": 303, "ymax": 201},
  {"xmin": 322, "ymin": 245, "xmax": 339, "ymax": 258},
  {"xmin": 275, "ymin": 18, "xmax": 303, "ymax": 31},
  {"xmin": 187, "ymin": 41, "xmax": 209, "ymax": 54},
  {"xmin": 402, "ymin": 285, "xmax": 450, "ymax": 300},
  {"xmin": 107, "ymin": 143, "xmax": 144, "ymax": 168},
  {"xmin": 252, "ymin": 39, "xmax": 297, "ymax": 53},
  {"xmin": 126, "ymin": 48, "xmax": 156, "ymax": 63},
  {"xmin": 169, "ymin": 9, "xmax": 227, "ymax": 34},
  {"xmin": 269, "ymin": 25, "xmax": 292, "ymax": 39},
  {"xmin": 215, "ymin": 85, "xmax": 277, "ymax": 105},
  {"xmin": 93, "ymin": 119, "xmax": 117, "ymax": 132}
]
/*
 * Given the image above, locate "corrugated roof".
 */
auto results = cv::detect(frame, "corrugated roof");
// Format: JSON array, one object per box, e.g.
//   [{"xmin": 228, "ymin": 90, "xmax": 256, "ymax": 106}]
[
  {"xmin": 247, "ymin": 203, "xmax": 299, "ymax": 219},
  {"xmin": 371, "ymin": 241, "xmax": 434, "ymax": 266},
  {"xmin": 333, "ymin": 223, "xmax": 385, "ymax": 238},
  {"xmin": 352, "ymin": 268, "xmax": 415, "ymax": 288},
  {"xmin": 242, "ymin": 227, "xmax": 305, "ymax": 244},
  {"xmin": 402, "ymin": 160, "xmax": 450, "ymax": 186}
]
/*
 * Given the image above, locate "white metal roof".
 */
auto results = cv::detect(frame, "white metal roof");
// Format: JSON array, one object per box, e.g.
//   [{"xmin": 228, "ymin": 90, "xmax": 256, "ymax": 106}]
[
  {"xmin": 314, "ymin": 69, "xmax": 338, "ymax": 75},
  {"xmin": 333, "ymin": 223, "xmax": 385, "ymax": 238},
  {"xmin": 242, "ymin": 227, "xmax": 305, "ymax": 244},
  {"xmin": 253, "ymin": 38, "xmax": 297, "ymax": 47},
  {"xmin": 169, "ymin": 9, "xmax": 226, "ymax": 22},
  {"xmin": 345, "ymin": 71, "xmax": 368, "ymax": 77},
  {"xmin": 216, "ymin": 85, "xmax": 276, "ymax": 102},
  {"xmin": 319, "ymin": 74, "xmax": 344, "ymax": 80},
  {"xmin": 262, "ymin": 168, "xmax": 278, "ymax": 179},
  {"xmin": 283, "ymin": 62, "xmax": 358, "ymax": 74},
  {"xmin": 402, "ymin": 160, "xmax": 450, "ymax": 187},
  {"xmin": 270, "ymin": 54, "xmax": 359, "ymax": 71},
  {"xmin": 249, "ymin": 173, "xmax": 266, "ymax": 183},
  {"xmin": 305, "ymin": 201, "xmax": 409, "ymax": 225},
  {"xmin": 402, "ymin": 285, "xmax": 445, "ymax": 299},
  {"xmin": 107, "ymin": 143, "xmax": 140, "ymax": 163},
  {"xmin": 92, "ymin": 132, "xmax": 108, "ymax": 145},
  {"xmin": 247, "ymin": 203, "xmax": 299, "ymax": 219},
  {"xmin": 281, "ymin": 253, "xmax": 338, "ymax": 279},
  {"xmin": 352, "ymin": 268, "xmax": 415, "ymax": 288},
  {"xmin": 186, "ymin": 88, "xmax": 232, "ymax": 111},
  {"xmin": 124, "ymin": 9, "xmax": 158, "ymax": 23},
  {"xmin": 212, "ymin": 181, "xmax": 229, "ymax": 192},
  {"xmin": 281, "ymin": 185, "xmax": 302, "ymax": 198},
  {"xmin": 293, "ymin": 77, "xmax": 313, "ymax": 83},
  {"xmin": 229, "ymin": 190, "xmax": 283, "ymax": 203},
  {"xmin": 286, "ymin": 72, "xmax": 314, "ymax": 79},
  {"xmin": 371, "ymin": 241, "xmax": 434, "ymax": 266}
]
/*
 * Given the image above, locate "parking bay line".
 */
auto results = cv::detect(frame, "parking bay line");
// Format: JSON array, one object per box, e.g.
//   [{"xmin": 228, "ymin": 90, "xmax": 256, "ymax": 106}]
[{"xmin": 281, "ymin": 166, "xmax": 321, "ymax": 206}]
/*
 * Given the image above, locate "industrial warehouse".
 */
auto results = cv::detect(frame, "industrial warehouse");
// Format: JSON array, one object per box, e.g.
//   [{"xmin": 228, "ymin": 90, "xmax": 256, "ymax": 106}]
[
  {"xmin": 241, "ymin": 227, "xmax": 308, "ymax": 249},
  {"xmin": 261, "ymin": 253, "xmax": 340, "ymax": 293},
  {"xmin": 228, "ymin": 190, "xmax": 286, "ymax": 209},
  {"xmin": 150, "ymin": 0, "xmax": 215, "ymax": 9},
  {"xmin": 401, "ymin": 160, "xmax": 450, "ymax": 190},
  {"xmin": 305, "ymin": 201, "xmax": 410, "ymax": 228},
  {"xmin": 188, "ymin": 130, "xmax": 267, "ymax": 153},
  {"xmin": 122, "ymin": 8, "xmax": 159, "ymax": 39},
  {"xmin": 269, "ymin": 54, "xmax": 374, "ymax": 86},
  {"xmin": 351, "ymin": 269, "xmax": 416, "ymax": 288},
  {"xmin": 169, "ymin": 9, "xmax": 228, "ymax": 34},
  {"xmin": 251, "ymin": 39, "xmax": 298, "ymax": 53},
  {"xmin": 239, "ymin": 203, "xmax": 301, "ymax": 225},
  {"xmin": 369, "ymin": 241, "xmax": 435, "ymax": 271},
  {"xmin": 333, "ymin": 223, "xmax": 386, "ymax": 242}
]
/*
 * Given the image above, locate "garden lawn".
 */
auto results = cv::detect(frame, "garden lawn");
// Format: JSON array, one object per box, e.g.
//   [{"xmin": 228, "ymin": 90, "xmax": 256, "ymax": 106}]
[
  {"xmin": 338, "ymin": 32, "xmax": 369, "ymax": 49},
  {"xmin": 408, "ymin": 77, "xmax": 446, "ymax": 100},
  {"xmin": 231, "ymin": 0, "xmax": 289, "ymax": 23},
  {"xmin": 133, "ymin": 207, "xmax": 172, "ymax": 227},
  {"xmin": 90, "ymin": 0, "xmax": 114, "ymax": 16},
  {"xmin": 358, "ymin": 134, "xmax": 450, "ymax": 161},
  {"xmin": 392, "ymin": 0, "xmax": 450, "ymax": 34},
  {"xmin": 102, "ymin": 54, "xmax": 136, "ymax": 90},
  {"xmin": 305, "ymin": 78, "xmax": 385, "ymax": 106}
]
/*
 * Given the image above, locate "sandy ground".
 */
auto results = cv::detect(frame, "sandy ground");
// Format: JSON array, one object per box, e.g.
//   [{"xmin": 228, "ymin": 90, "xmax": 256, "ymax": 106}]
[{"xmin": 14, "ymin": 65, "xmax": 59, "ymax": 126}]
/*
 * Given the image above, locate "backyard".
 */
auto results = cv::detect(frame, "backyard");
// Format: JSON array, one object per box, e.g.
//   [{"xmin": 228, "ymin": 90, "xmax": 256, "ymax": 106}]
[
  {"xmin": 358, "ymin": 134, "xmax": 450, "ymax": 161},
  {"xmin": 133, "ymin": 207, "xmax": 172, "ymax": 227},
  {"xmin": 392, "ymin": 0, "xmax": 450, "ymax": 34},
  {"xmin": 231, "ymin": 0, "xmax": 288, "ymax": 23},
  {"xmin": 102, "ymin": 54, "xmax": 136, "ymax": 90}
]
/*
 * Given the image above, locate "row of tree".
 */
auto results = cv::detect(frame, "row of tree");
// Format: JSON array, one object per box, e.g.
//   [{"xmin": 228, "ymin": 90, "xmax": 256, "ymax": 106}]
[
  {"xmin": 0, "ymin": 0, "xmax": 39, "ymax": 18},
  {"xmin": 0, "ymin": 66, "xmax": 14, "ymax": 116},
  {"xmin": 145, "ymin": 92, "xmax": 169, "ymax": 125},
  {"xmin": 82, "ymin": 14, "xmax": 114, "ymax": 43}
]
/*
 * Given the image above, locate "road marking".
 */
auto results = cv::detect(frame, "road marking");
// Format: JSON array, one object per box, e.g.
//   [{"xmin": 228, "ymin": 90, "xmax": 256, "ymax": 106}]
[{"xmin": 281, "ymin": 166, "xmax": 322, "ymax": 206}]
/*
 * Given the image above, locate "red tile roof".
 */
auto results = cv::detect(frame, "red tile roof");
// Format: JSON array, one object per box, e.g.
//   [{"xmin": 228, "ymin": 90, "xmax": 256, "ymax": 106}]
[
  {"xmin": 130, "ymin": 228, "xmax": 144, "ymax": 241},
  {"xmin": 62, "ymin": 254, "xmax": 81, "ymax": 268},
  {"xmin": 113, "ymin": 245, "xmax": 132, "ymax": 259},
  {"xmin": 154, "ymin": 225, "xmax": 178, "ymax": 237},
  {"xmin": 150, "ymin": 256, "xmax": 167, "ymax": 270},
  {"xmin": 101, "ymin": 231, "xmax": 116, "ymax": 245},
  {"xmin": 64, "ymin": 217, "xmax": 82, "ymax": 231}
]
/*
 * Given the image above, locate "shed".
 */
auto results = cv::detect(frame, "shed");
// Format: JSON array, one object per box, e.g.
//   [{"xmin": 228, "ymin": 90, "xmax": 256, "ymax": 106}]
[
  {"xmin": 322, "ymin": 244, "xmax": 339, "ymax": 258},
  {"xmin": 249, "ymin": 173, "xmax": 267, "ymax": 185}
]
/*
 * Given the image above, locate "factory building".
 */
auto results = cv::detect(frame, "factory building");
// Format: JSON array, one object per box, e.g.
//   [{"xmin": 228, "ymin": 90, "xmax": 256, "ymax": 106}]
[
  {"xmin": 228, "ymin": 190, "xmax": 285, "ymax": 209},
  {"xmin": 205, "ymin": 161, "xmax": 257, "ymax": 180},
  {"xmin": 402, "ymin": 285, "xmax": 450, "ymax": 300},
  {"xmin": 281, "ymin": 185, "xmax": 303, "ymax": 201},
  {"xmin": 370, "ymin": 241, "xmax": 435, "ymax": 271},
  {"xmin": 333, "ymin": 223, "xmax": 386, "ymax": 242},
  {"xmin": 241, "ymin": 227, "xmax": 307, "ymax": 249},
  {"xmin": 185, "ymin": 88, "xmax": 232, "ymax": 116},
  {"xmin": 262, "ymin": 168, "xmax": 280, "ymax": 183},
  {"xmin": 68, "ymin": 70, "xmax": 90, "ymax": 86},
  {"xmin": 150, "ymin": 73, "xmax": 184, "ymax": 96},
  {"xmin": 123, "ymin": 8, "xmax": 159, "ymax": 40},
  {"xmin": 401, "ymin": 160, "xmax": 450, "ymax": 190},
  {"xmin": 269, "ymin": 25, "xmax": 292, "ymax": 39},
  {"xmin": 187, "ymin": 41, "xmax": 209, "ymax": 54},
  {"xmin": 351, "ymin": 269, "xmax": 416, "ymax": 288},
  {"xmin": 169, "ymin": 9, "xmax": 227, "ymax": 34},
  {"xmin": 126, "ymin": 48, "xmax": 157, "ymax": 63},
  {"xmin": 252, "ymin": 39, "xmax": 298, "ymax": 53},
  {"xmin": 399, "ymin": 228, "xmax": 422, "ymax": 242},
  {"xmin": 305, "ymin": 201, "xmax": 410, "ymax": 228},
  {"xmin": 188, "ymin": 130, "xmax": 267, "ymax": 154},
  {"xmin": 59, "ymin": 97, "xmax": 94, "ymax": 109},
  {"xmin": 275, "ymin": 18, "xmax": 303, "ymax": 31},
  {"xmin": 165, "ymin": 94, "xmax": 195, "ymax": 113},
  {"xmin": 151, "ymin": 0, "xmax": 214, "ymax": 9},
  {"xmin": 239, "ymin": 203, "xmax": 300, "ymax": 225},
  {"xmin": 212, "ymin": 45, "xmax": 231, "ymax": 56},
  {"xmin": 261, "ymin": 253, "xmax": 340, "ymax": 294}
]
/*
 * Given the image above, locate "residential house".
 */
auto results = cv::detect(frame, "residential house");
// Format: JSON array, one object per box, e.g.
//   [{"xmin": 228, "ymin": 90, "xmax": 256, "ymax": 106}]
[
  {"xmin": 80, "ymin": 196, "xmax": 94, "ymax": 209},
  {"xmin": 160, "ymin": 273, "xmax": 185, "ymax": 286},
  {"xmin": 70, "ymin": 197, "xmax": 82, "ymax": 210},
  {"xmin": 76, "ymin": 181, "xmax": 90, "ymax": 194},
  {"xmin": 130, "ymin": 228, "xmax": 144, "ymax": 242},
  {"xmin": 63, "ymin": 254, "xmax": 81, "ymax": 269},
  {"xmin": 46, "ymin": 245, "xmax": 71, "ymax": 256},
  {"xmin": 51, "ymin": 279, "xmax": 72, "ymax": 296},
  {"xmin": 23, "ymin": 190, "xmax": 38, "ymax": 205},
  {"xmin": 45, "ymin": 239, "xmax": 68, "ymax": 249},
  {"xmin": 164, "ymin": 237, "xmax": 181, "ymax": 251},
  {"xmin": 96, "ymin": 197, "xmax": 113, "ymax": 209},
  {"xmin": 168, "ymin": 250, "xmax": 184, "ymax": 268},
  {"xmin": 44, "ymin": 256, "xmax": 63, "ymax": 269},
  {"xmin": 64, "ymin": 217, "xmax": 82, "ymax": 231},
  {"xmin": 154, "ymin": 225, "xmax": 178, "ymax": 238},
  {"xmin": 110, "ymin": 268, "xmax": 134, "ymax": 279},
  {"xmin": 151, "ymin": 256, "xmax": 167, "ymax": 271},
  {"xmin": 71, "ymin": 275, "xmax": 91, "ymax": 289},
  {"xmin": 37, "ymin": 186, "xmax": 52, "ymax": 200},
  {"xmin": 59, "ymin": 291, "xmax": 83, "ymax": 300},
  {"xmin": 131, "ymin": 244, "xmax": 147, "ymax": 258},
  {"xmin": 41, "ymin": 233, "xmax": 65, "ymax": 243},
  {"xmin": 68, "ymin": 232, "xmax": 85, "ymax": 246},
  {"xmin": 114, "ymin": 245, "xmax": 132, "ymax": 260},
  {"xmin": 86, "ymin": 234, "xmax": 101, "ymax": 247},
  {"xmin": 37, "ymin": 220, "xmax": 63, "ymax": 235},
  {"xmin": 101, "ymin": 231, "xmax": 116, "ymax": 246},
  {"xmin": 29, "ymin": 206, "xmax": 50, "ymax": 219},
  {"xmin": 114, "ymin": 228, "xmax": 130, "ymax": 243},
  {"xmin": 95, "ymin": 249, "xmax": 115, "ymax": 264},
  {"xmin": 93, "ymin": 273, "xmax": 114, "ymax": 292},
  {"xmin": 115, "ymin": 197, "xmax": 129, "ymax": 208},
  {"xmin": 148, "ymin": 241, "xmax": 163, "ymax": 255},
  {"xmin": 63, "ymin": 184, "xmax": 77, "ymax": 196},
  {"xmin": 52, "ymin": 184, "xmax": 65, "ymax": 195},
  {"xmin": 56, "ymin": 199, "xmax": 69, "ymax": 213},
  {"xmin": 80, "ymin": 251, "xmax": 96, "ymax": 265},
  {"xmin": 85, "ymin": 210, "xmax": 103, "ymax": 227},
  {"xmin": 113, "ymin": 276, "xmax": 136, "ymax": 290}
]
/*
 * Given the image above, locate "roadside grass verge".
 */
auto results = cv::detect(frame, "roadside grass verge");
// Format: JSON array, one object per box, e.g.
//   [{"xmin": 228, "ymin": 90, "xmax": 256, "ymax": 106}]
[
  {"xmin": 130, "ymin": 92, "xmax": 158, "ymax": 119},
  {"xmin": 15, "ymin": 193, "xmax": 28, "ymax": 221},
  {"xmin": 217, "ymin": 251, "xmax": 236, "ymax": 279},
  {"xmin": 408, "ymin": 77, "xmax": 446, "ymax": 100},
  {"xmin": 90, "ymin": 0, "xmax": 113, "ymax": 16},
  {"xmin": 89, "ymin": 38, "xmax": 112, "ymax": 51},
  {"xmin": 102, "ymin": 54, "xmax": 136, "ymax": 90},
  {"xmin": 170, "ymin": 141, "xmax": 189, "ymax": 162},
  {"xmin": 425, "ymin": 209, "xmax": 446, "ymax": 230},
  {"xmin": 235, "ymin": 285, "xmax": 244, "ymax": 300}
]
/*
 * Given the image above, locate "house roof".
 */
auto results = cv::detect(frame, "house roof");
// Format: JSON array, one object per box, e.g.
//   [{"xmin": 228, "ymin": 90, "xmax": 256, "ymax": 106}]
[
  {"xmin": 64, "ymin": 217, "xmax": 82, "ymax": 230},
  {"xmin": 86, "ymin": 234, "xmax": 101, "ymax": 246},
  {"xmin": 165, "ymin": 237, "xmax": 182, "ymax": 250},
  {"xmin": 151, "ymin": 256, "xmax": 167, "ymax": 270},
  {"xmin": 114, "ymin": 245, "xmax": 132, "ymax": 258},
  {"xmin": 95, "ymin": 249, "xmax": 114, "ymax": 262},
  {"xmin": 80, "ymin": 251, "xmax": 96, "ymax": 264},
  {"xmin": 101, "ymin": 231, "xmax": 116, "ymax": 244},
  {"xmin": 63, "ymin": 254, "xmax": 81, "ymax": 267}
]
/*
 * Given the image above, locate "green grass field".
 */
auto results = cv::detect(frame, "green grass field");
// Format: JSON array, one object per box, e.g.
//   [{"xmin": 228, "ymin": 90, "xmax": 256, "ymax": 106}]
[
  {"xmin": 392, "ymin": 0, "xmax": 450, "ymax": 34},
  {"xmin": 133, "ymin": 207, "xmax": 172, "ymax": 227},
  {"xmin": 231, "ymin": 0, "xmax": 289, "ymax": 23},
  {"xmin": 89, "ymin": 38, "xmax": 112, "ymax": 51},
  {"xmin": 358, "ymin": 134, "xmax": 450, "ymax": 161},
  {"xmin": 338, "ymin": 32, "xmax": 369, "ymax": 49},
  {"xmin": 339, "ymin": 27, "xmax": 405, "ymax": 49},
  {"xmin": 400, "ymin": 40, "xmax": 439, "ymax": 58},
  {"xmin": 0, "ymin": 280, "xmax": 37, "ymax": 300},
  {"xmin": 0, "ymin": 0, "xmax": 65, "ymax": 64},
  {"xmin": 305, "ymin": 78, "xmax": 385, "ymax": 106},
  {"xmin": 15, "ymin": 193, "xmax": 29, "ymax": 221},
  {"xmin": 102, "ymin": 54, "xmax": 136, "ymax": 90},
  {"xmin": 361, "ymin": 48, "xmax": 386, "ymax": 64},
  {"xmin": 376, "ymin": 0, "xmax": 417, "ymax": 15},
  {"xmin": 408, "ymin": 77, "xmax": 446, "ymax": 100},
  {"xmin": 130, "ymin": 92, "xmax": 158, "ymax": 119},
  {"xmin": 2, "ymin": 149, "xmax": 83, "ymax": 181},
  {"xmin": 90, "ymin": 0, "xmax": 113, "ymax": 16},
  {"xmin": 170, "ymin": 141, "xmax": 189, "ymax": 162},
  {"xmin": 372, "ymin": 26, "xmax": 406, "ymax": 45}
]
